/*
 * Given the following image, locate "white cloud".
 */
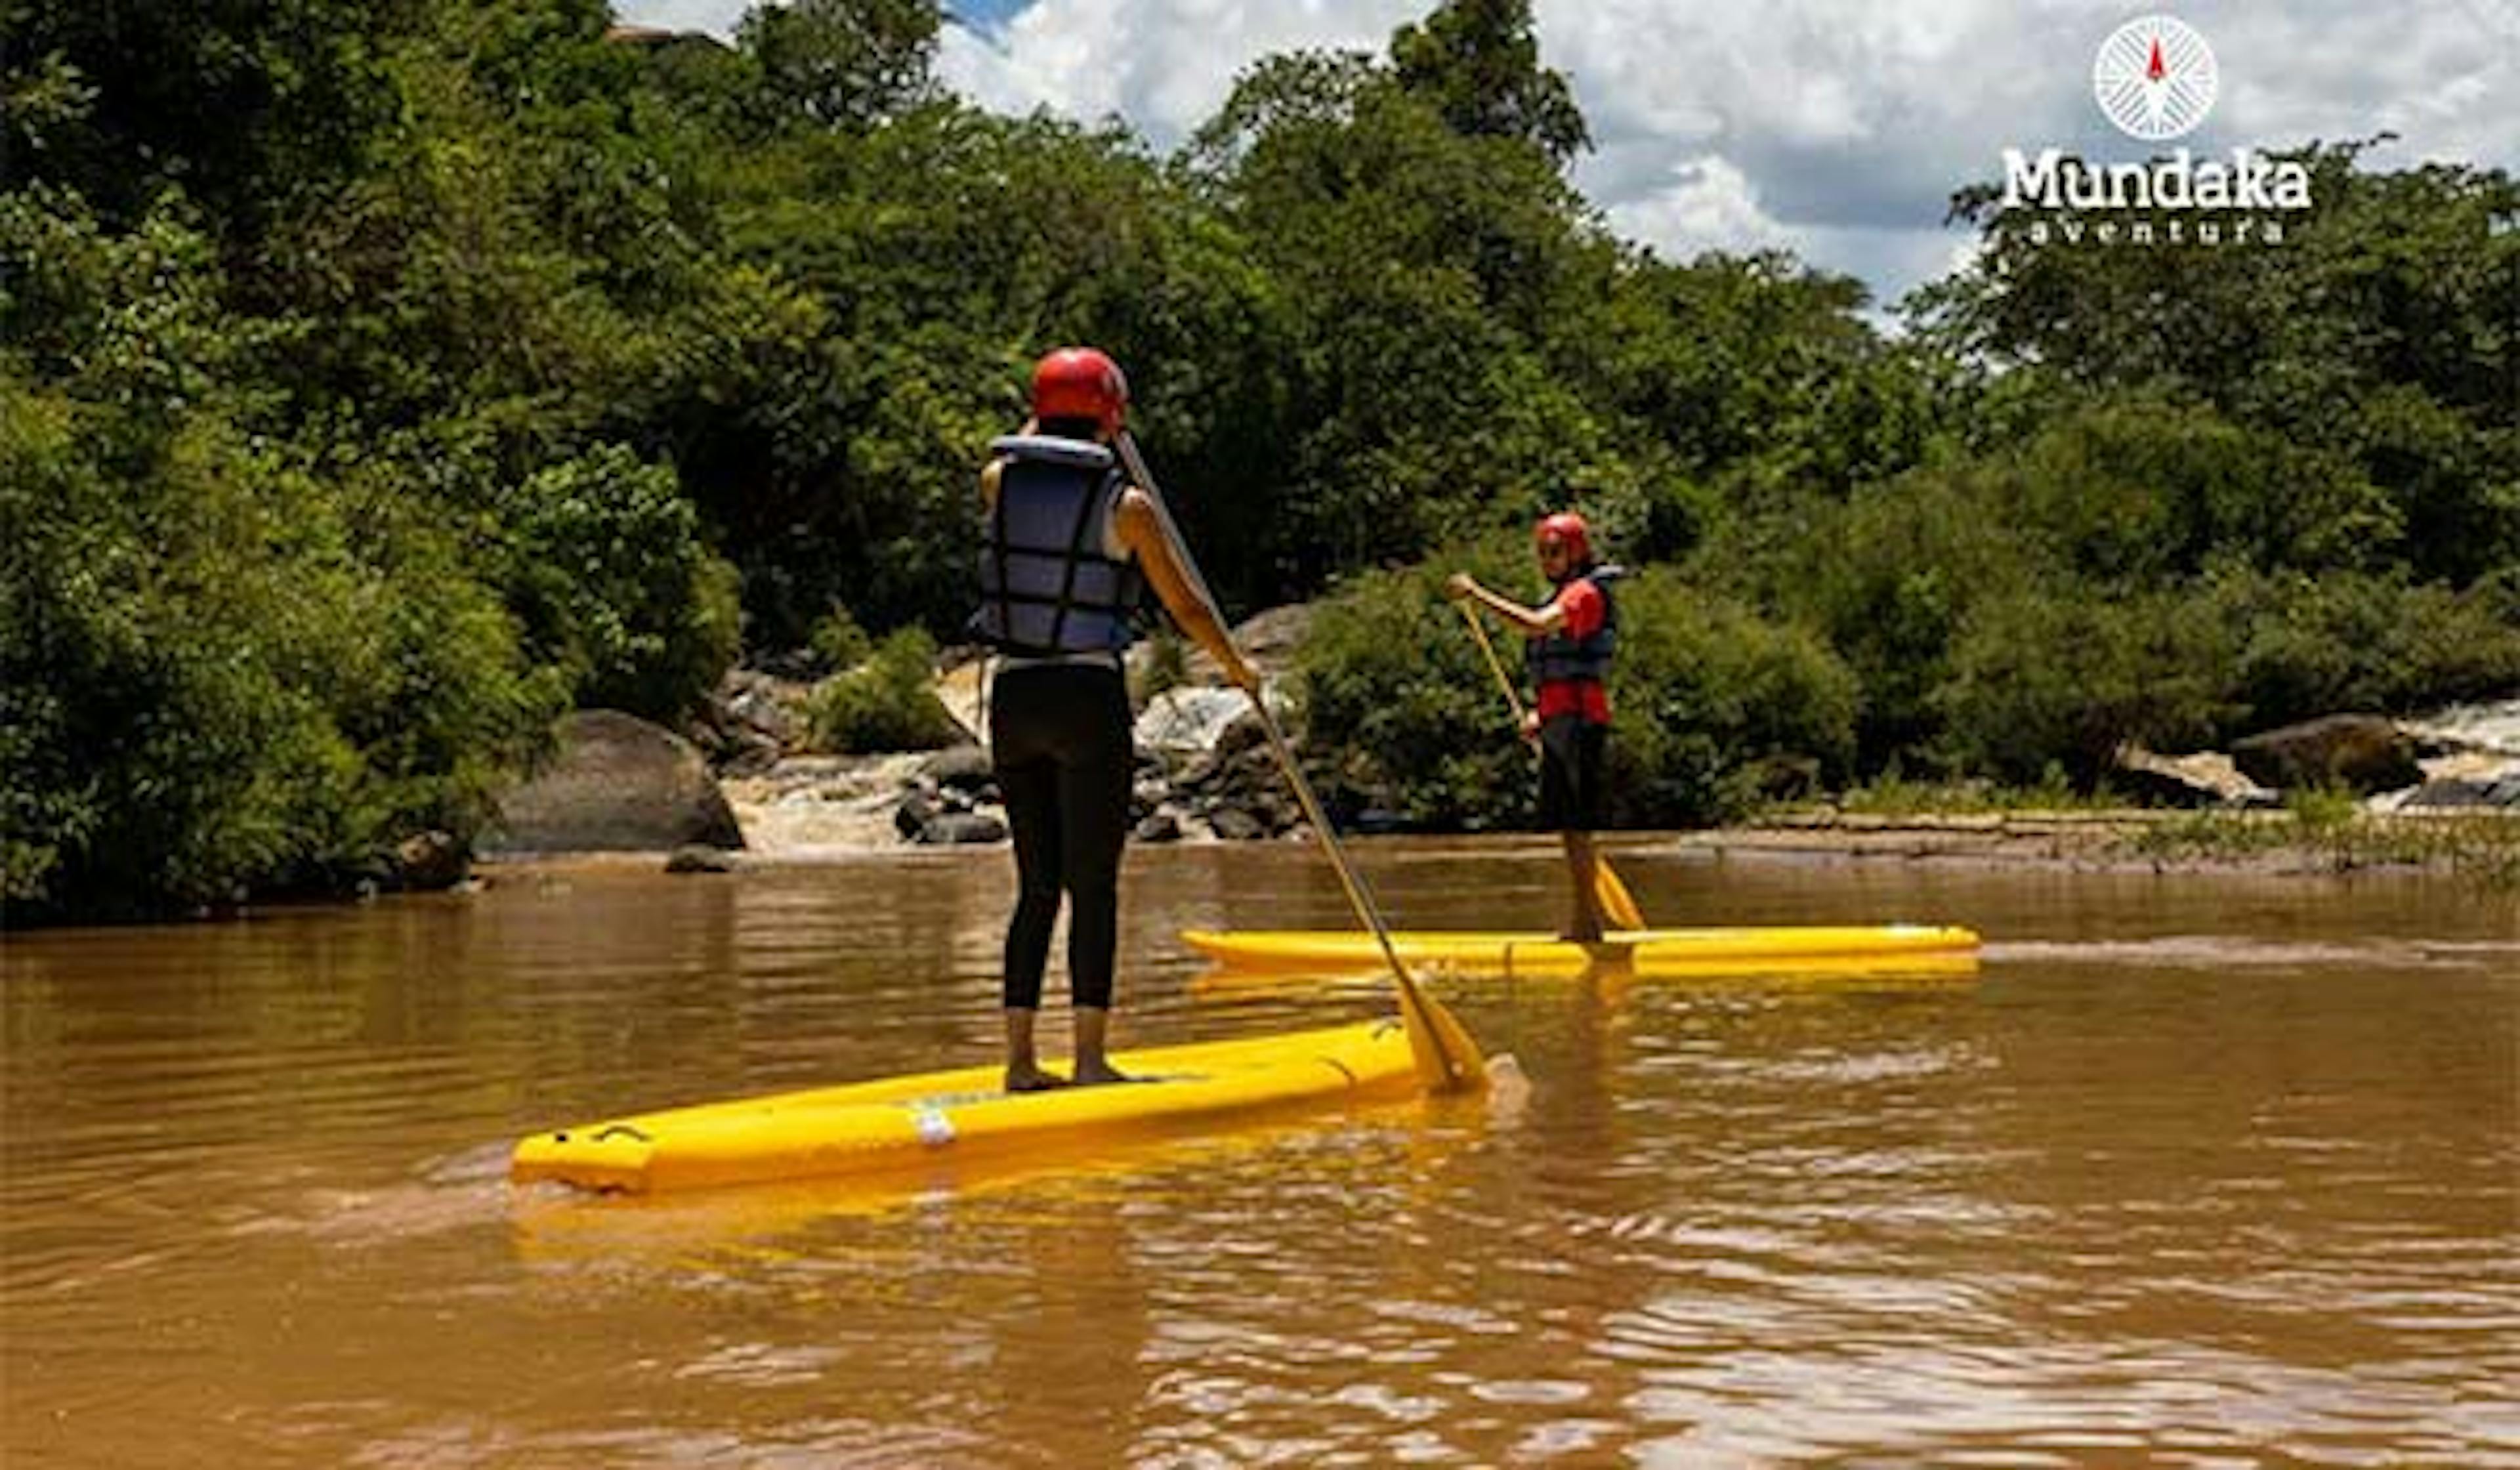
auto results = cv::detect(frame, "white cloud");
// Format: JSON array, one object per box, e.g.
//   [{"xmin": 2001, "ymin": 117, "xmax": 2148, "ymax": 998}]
[
  {"xmin": 614, "ymin": 0, "xmax": 748, "ymax": 37},
  {"xmin": 938, "ymin": 0, "xmax": 1421, "ymax": 135},
  {"xmin": 617, "ymin": 0, "xmax": 2520, "ymax": 309},
  {"xmin": 1602, "ymin": 156, "xmax": 1804, "ymax": 259}
]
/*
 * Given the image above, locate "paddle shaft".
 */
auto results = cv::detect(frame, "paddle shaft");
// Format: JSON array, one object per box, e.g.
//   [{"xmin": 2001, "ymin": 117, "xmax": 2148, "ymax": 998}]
[
  {"xmin": 1242, "ymin": 700, "xmax": 1465, "ymax": 1074},
  {"xmin": 1460, "ymin": 601, "xmax": 1529, "ymax": 725},
  {"xmin": 1118, "ymin": 433, "xmax": 1469, "ymax": 1089}
]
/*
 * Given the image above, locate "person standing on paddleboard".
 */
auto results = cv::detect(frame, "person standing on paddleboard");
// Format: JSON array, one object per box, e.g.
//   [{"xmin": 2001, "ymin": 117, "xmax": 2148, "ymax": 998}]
[
  {"xmin": 973, "ymin": 346, "xmax": 1263, "ymax": 1091},
  {"xmin": 1445, "ymin": 512, "xmax": 1619, "ymax": 942}
]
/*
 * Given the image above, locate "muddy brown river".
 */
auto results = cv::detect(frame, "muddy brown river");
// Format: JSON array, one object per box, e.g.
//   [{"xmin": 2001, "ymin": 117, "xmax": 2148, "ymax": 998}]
[{"xmin": 4, "ymin": 841, "xmax": 2515, "ymax": 1466}]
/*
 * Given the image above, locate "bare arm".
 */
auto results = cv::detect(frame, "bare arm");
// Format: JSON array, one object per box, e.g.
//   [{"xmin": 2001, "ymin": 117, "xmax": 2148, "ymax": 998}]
[
  {"xmin": 1445, "ymin": 573, "xmax": 1566, "ymax": 639},
  {"xmin": 1113, "ymin": 488, "xmax": 1262, "ymax": 692}
]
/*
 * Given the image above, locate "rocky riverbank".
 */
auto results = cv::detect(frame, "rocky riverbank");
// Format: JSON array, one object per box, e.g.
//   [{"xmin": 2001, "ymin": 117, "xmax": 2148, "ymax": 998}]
[
  {"xmin": 1672, "ymin": 807, "xmax": 2520, "ymax": 883},
  {"xmin": 714, "ymin": 690, "xmax": 1310, "ymax": 855},
  {"xmin": 477, "ymin": 620, "xmax": 2519, "ymax": 887}
]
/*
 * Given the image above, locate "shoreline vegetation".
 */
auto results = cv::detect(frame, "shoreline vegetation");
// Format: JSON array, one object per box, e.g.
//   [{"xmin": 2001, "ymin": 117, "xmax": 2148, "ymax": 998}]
[{"xmin": 7, "ymin": 0, "xmax": 2515, "ymax": 926}]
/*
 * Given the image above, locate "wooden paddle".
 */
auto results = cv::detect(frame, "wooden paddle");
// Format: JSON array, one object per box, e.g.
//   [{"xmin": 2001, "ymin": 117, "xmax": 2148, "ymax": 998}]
[
  {"xmin": 1118, "ymin": 432, "xmax": 1487, "ymax": 1094},
  {"xmin": 1456, "ymin": 602, "xmax": 1648, "ymax": 932},
  {"xmin": 1244, "ymin": 698, "xmax": 1489, "ymax": 1093}
]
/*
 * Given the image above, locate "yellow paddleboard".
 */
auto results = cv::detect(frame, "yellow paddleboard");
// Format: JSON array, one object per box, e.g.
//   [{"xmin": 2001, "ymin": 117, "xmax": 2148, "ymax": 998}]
[
  {"xmin": 513, "ymin": 1018, "xmax": 1419, "ymax": 1196},
  {"xmin": 1181, "ymin": 924, "xmax": 1982, "ymax": 977}
]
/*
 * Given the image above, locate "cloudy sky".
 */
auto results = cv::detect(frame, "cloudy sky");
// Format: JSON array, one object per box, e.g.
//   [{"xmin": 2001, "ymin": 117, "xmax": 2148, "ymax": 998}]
[{"xmin": 617, "ymin": 0, "xmax": 2520, "ymax": 310}]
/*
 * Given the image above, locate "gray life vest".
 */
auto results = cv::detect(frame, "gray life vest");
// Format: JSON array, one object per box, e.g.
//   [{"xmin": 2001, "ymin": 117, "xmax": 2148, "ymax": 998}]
[
  {"xmin": 1526, "ymin": 567, "xmax": 1623, "ymax": 686},
  {"xmin": 971, "ymin": 434, "xmax": 1143, "ymax": 656}
]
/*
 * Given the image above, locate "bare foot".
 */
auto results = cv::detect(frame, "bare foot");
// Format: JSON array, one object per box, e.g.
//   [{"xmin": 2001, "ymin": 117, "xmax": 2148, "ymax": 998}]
[
  {"xmin": 1070, "ymin": 1060, "xmax": 1135, "ymax": 1086},
  {"xmin": 1005, "ymin": 1064, "xmax": 1070, "ymax": 1093}
]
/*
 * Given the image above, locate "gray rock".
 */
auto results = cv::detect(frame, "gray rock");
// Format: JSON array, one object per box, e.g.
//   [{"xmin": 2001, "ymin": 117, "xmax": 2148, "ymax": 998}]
[
  {"xmin": 483, "ymin": 711, "xmax": 746, "ymax": 854},
  {"xmin": 718, "ymin": 728, "xmax": 784, "ymax": 777},
  {"xmin": 1209, "ymin": 807, "xmax": 1266, "ymax": 841},
  {"xmin": 2397, "ymin": 770, "xmax": 2520, "ymax": 810},
  {"xmin": 1134, "ymin": 810, "xmax": 1183, "ymax": 843},
  {"xmin": 919, "ymin": 812, "xmax": 1007, "ymax": 845},
  {"xmin": 894, "ymin": 791, "xmax": 938, "ymax": 841},
  {"xmin": 664, "ymin": 845, "xmax": 737, "ymax": 874},
  {"xmin": 919, "ymin": 743, "xmax": 997, "ymax": 793},
  {"xmin": 721, "ymin": 671, "xmax": 808, "ymax": 744},
  {"xmin": 1125, "ymin": 603, "xmax": 1311, "ymax": 692},
  {"xmin": 1134, "ymin": 686, "xmax": 1256, "ymax": 756},
  {"xmin": 1215, "ymin": 709, "xmax": 1272, "ymax": 761}
]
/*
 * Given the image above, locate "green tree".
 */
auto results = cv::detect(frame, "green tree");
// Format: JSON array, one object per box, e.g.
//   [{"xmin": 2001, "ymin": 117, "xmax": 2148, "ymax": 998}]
[
  {"xmin": 0, "ymin": 372, "xmax": 555, "ymax": 917},
  {"xmin": 1389, "ymin": 0, "xmax": 1591, "ymax": 169},
  {"xmin": 740, "ymin": 0, "xmax": 942, "ymax": 133},
  {"xmin": 1187, "ymin": 36, "xmax": 1612, "ymax": 585},
  {"xmin": 493, "ymin": 445, "xmax": 742, "ymax": 722},
  {"xmin": 1934, "ymin": 585, "xmax": 2238, "ymax": 787},
  {"xmin": 1918, "ymin": 140, "xmax": 2520, "ymax": 587},
  {"xmin": 0, "ymin": 0, "xmax": 421, "ymax": 238}
]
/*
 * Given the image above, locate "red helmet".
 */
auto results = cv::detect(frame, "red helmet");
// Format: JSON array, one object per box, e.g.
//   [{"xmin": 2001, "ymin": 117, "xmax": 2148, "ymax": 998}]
[
  {"xmin": 1030, "ymin": 346, "xmax": 1129, "ymax": 433},
  {"xmin": 1536, "ymin": 511, "xmax": 1591, "ymax": 566}
]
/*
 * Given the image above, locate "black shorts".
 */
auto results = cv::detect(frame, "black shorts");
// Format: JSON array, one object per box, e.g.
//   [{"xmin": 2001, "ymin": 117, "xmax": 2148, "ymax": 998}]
[{"xmin": 1536, "ymin": 715, "xmax": 1608, "ymax": 831}]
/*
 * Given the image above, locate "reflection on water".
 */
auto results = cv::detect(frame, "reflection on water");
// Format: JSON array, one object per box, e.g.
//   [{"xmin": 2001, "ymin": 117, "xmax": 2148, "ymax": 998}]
[{"xmin": 3, "ymin": 841, "xmax": 2515, "ymax": 1467}]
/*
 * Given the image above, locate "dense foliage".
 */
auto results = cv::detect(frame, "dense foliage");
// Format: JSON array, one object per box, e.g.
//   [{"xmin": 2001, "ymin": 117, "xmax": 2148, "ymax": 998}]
[
  {"xmin": 807, "ymin": 627, "xmax": 960, "ymax": 753},
  {"xmin": 3, "ymin": 0, "xmax": 2513, "ymax": 917}
]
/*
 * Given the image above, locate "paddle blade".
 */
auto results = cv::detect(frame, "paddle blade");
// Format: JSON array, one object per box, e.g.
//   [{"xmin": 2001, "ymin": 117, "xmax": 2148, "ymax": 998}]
[
  {"xmin": 1594, "ymin": 858, "xmax": 1647, "ymax": 931},
  {"xmin": 1395, "ymin": 978, "xmax": 1488, "ymax": 1095}
]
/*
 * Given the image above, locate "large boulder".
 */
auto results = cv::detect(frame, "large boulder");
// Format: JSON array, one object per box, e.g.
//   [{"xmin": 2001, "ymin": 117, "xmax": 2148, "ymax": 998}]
[
  {"xmin": 482, "ymin": 710, "xmax": 746, "ymax": 854},
  {"xmin": 1134, "ymin": 686, "xmax": 1254, "ymax": 756},
  {"xmin": 919, "ymin": 743, "xmax": 997, "ymax": 795},
  {"xmin": 1126, "ymin": 604, "xmax": 1311, "ymax": 691},
  {"xmin": 2231, "ymin": 715, "xmax": 2424, "ymax": 795}
]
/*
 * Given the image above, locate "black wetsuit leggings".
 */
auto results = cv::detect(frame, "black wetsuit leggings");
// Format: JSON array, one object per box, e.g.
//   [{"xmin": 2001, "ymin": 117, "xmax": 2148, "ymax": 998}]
[{"xmin": 989, "ymin": 663, "xmax": 1133, "ymax": 1011}]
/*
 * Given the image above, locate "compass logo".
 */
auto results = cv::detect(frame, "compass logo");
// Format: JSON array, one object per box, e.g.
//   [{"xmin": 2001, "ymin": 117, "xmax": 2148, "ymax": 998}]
[{"xmin": 2094, "ymin": 15, "xmax": 2217, "ymax": 140}]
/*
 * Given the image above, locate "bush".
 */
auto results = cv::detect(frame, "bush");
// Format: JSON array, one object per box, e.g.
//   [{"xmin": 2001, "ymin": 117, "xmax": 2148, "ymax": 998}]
[
  {"xmin": 808, "ymin": 602, "xmax": 873, "ymax": 672},
  {"xmin": 2006, "ymin": 396, "xmax": 2398, "ymax": 582},
  {"xmin": 1295, "ymin": 535, "xmax": 1538, "ymax": 828},
  {"xmin": 2200, "ymin": 568, "xmax": 2520, "ymax": 733},
  {"xmin": 1745, "ymin": 456, "xmax": 2036, "ymax": 774},
  {"xmin": 0, "ymin": 186, "xmax": 570, "ymax": 919},
  {"xmin": 807, "ymin": 627, "xmax": 961, "ymax": 752},
  {"xmin": 1297, "ymin": 536, "xmax": 1858, "ymax": 828},
  {"xmin": 1750, "ymin": 395, "xmax": 2457, "ymax": 781},
  {"xmin": 1923, "ymin": 562, "xmax": 2520, "ymax": 788},
  {"xmin": 1933, "ymin": 584, "xmax": 2239, "ymax": 788},
  {"xmin": 0, "ymin": 376, "xmax": 557, "ymax": 918},
  {"xmin": 492, "ymin": 444, "xmax": 742, "ymax": 723},
  {"xmin": 1608, "ymin": 577, "xmax": 1860, "ymax": 824}
]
